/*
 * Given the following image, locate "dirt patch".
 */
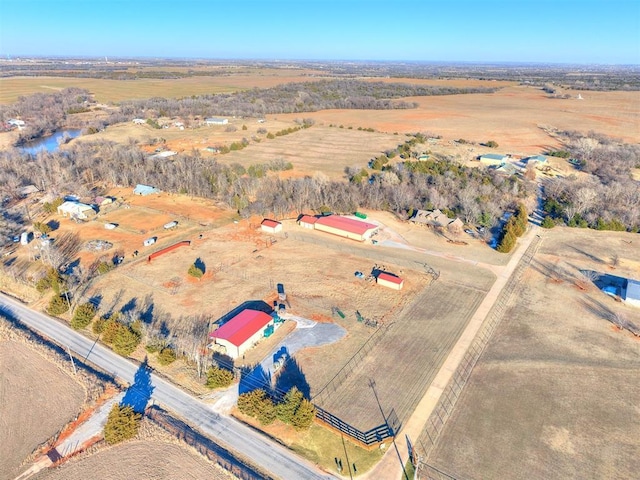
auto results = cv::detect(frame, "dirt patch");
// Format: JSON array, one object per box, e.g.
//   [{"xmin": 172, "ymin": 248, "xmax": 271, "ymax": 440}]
[{"xmin": 0, "ymin": 340, "xmax": 85, "ymax": 480}]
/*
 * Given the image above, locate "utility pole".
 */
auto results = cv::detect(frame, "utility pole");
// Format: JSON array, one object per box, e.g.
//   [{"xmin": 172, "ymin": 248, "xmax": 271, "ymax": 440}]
[
  {"xmin": 66, "ymin": 345, "xmax": 77, "ymax": 375},
  {"xmin": 369, "ymin": 378, "xmax": 409, "ymax": 480}
]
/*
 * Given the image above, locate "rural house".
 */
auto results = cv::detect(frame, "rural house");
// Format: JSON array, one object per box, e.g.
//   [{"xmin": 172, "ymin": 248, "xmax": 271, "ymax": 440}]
[
  {"xmin": 133, "ymin": 184, "xmax": 161, "ymax": 196},
  {"xmin": 411, "ymin": 209, "xmax": 463, "ymax": 231},
  {"xmin": 479, "ymin": 153, "xmax": 508, "ymax": 166},
  {"xmin": 57, "ymin": 201, "xmax": 95, "ymax": 219},
  {"xmin": 376, "ymin": 272, "xmax": 404, "ymax": 290},
  {"xmin": 261, "ymin": 219, "xmax": 282, "ymax": 234},
  {"xmin": 524, "ymin": 154, "xmax": 548, "ymax": 164},
  {"xmin": 313, "ymin": 215, "xmax": 379, "ymax": 242},
  {"xmin": 209, "ymin": 309, "xmax": 275, "ymax": 359},
  {"xmin": 132, "ymin": 118, "xmax": 146, "ymax": 125}
]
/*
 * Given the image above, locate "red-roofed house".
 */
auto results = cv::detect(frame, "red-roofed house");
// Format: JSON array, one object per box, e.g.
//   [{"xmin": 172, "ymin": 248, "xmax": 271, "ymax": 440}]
[
  {"xmin": 314, "ymin": 215, "xmax": 379, "ymax": 242},
  {"xmin": 261, "ymin": 219, "xmax": 282, "ymax": 234},
  {"xmin": 377, "ymin": 272, "xmax": 404, "ymax": 290},
  {"xmin": 298, "ymin": 215, "xmax": 318, "ymax": 229},
  {"xmin": 209, "ymin": 309, "xmax": 275, "ymax": 359}
]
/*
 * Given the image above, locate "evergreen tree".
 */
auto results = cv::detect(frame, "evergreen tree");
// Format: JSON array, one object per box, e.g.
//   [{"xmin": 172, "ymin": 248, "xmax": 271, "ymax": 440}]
[
  {"xmin": 47, "ymin": 294, "xmax": 69, "ymax": 315},
  {"xmin": 205, "ymin": 366, "xmax": 233, "ymax": 388},
  {"xmin": 71, "ymin": 302, "xmax": 96, "ymax": 330},
  {"xmin": 291, "ymin": 398, "xmax": 316, "ymax": 430},
  {"xmin": 277, "ymin": 387, "xmax": 304, "ymax": 424},
  {"xmin": 104, "ymin": 404, "xmax": 141, "ymax": 445}
]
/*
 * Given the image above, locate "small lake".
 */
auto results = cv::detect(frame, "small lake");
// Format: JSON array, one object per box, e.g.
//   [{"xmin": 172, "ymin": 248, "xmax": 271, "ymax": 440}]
[{"xmin": 19, "ymin": 129, "xmax": 81, "ymax": 155}]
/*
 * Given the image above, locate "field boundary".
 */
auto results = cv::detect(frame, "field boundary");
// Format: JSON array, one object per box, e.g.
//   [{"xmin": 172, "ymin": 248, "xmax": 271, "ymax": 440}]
[
  {"xmin": 147, "ymin": 405, "xmax": 276, "ymax": 480},
  {"xmin": 414, "ymin": 235, "xmax": 541, "ymax": 471}
]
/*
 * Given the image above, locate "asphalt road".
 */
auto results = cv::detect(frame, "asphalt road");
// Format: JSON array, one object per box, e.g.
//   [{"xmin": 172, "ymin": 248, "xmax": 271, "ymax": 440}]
[{"xmin": 0, "ymin": 292, "xmax": 334, "ymax": 480}]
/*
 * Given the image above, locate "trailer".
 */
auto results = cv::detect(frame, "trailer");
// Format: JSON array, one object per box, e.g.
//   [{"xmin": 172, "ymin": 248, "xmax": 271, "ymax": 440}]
[
  {"xmin": 163, "ymin": 221, "xmax": 178, "ymax": 230},
  {"xmin": 143, "ymin": 237, "xmax": 157, "ymax": 247}
]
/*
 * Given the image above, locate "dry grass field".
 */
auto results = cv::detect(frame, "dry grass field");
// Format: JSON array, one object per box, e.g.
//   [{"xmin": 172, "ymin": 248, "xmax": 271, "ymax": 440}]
[
  {"xmin": 426, "ymin": 227, "xmax": 640, "ymax": 479},
  {"xmin": 0, "ymin": 71, "xmax": 327, "ymax": 104},
  {"xmin": 36, "ymin": 439, "xmax": 235, "ymax": 480},
  {"xmin": 0, "ymin": 340, "xmax": 85, "ymax": 480},
  {"xmin": 274, "ymin": 85, "xmax": 640, "ymax": 152}
]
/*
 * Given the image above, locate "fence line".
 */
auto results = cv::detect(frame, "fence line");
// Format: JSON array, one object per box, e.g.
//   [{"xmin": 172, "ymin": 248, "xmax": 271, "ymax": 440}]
[
  {"xmin": 415, "ymin": 235, "xmax": 542, "ymax": 476},
  {"xmin": 311, "ymin": 321, "xmax": 394, "ymax": 405}
]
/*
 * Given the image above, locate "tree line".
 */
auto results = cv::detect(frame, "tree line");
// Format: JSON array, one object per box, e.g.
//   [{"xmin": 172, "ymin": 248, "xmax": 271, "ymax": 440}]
[{"xmin": 541, "ymin": 132, "xmax": 640, "ymax": 231}]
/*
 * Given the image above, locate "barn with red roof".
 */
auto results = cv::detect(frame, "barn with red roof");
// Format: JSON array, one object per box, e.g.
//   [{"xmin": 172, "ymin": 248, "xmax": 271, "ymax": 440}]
[
  {"xmin": 261, "ymin": 219, "xmax": 282, "ymax": 234},
  {"xmin": 376, "ymin": 272, "xmax": 404, "ymax": 290},
  {"xmin": 313, "ymin": 215, "xmax": 379, "ymax": 242},
  {"xmin": 209, "ymin": 309, "xmax": 275, "ymax": 359}
]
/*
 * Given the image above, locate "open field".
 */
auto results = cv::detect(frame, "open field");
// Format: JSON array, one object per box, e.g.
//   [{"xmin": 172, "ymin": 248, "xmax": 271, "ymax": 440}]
[
  {"xmin": 0, "ymin": 73, "xmax": 324, "ymax": 104},
  {"xmin": 0, "ymin": 340, "xmax": 85, "ymax": 480},
  {"xmin": 0, "ymin": 74, "xmax": 507, "ymax": 105},
  {"xmin": 219, "ymin": 125, "xmax": 402, "ymax": 179},
  {"xmin": 36, "ymin": 439, "xmax": 234, "ymax": 480},
  {"xmin": 426, "ymin": 227, "xmax": 640, "ymax": 479},
  {"xmin": 317, "ymin": 279, "xmax": 487, "ymax": 432},
  {"xmin": 274, "ymin": 85, "xmax": 640, "ymax": 152}
]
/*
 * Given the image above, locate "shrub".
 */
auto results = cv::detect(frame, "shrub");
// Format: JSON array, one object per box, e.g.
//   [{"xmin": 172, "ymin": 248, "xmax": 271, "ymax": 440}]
[
  {"xmin": 47, "ymin": 295, "xmax": 69, "ymax": 316},
  {"xmin": 486, "ymin": 140, "xmax": 499, "ymax": 148},
  {"xmin": 43, "ymin": 197, "xmax": 64, "ymax": 214},
  {"xmin": 71, "ymin": 302, "xmax": 96, "ymax": 330},
  {"xmin": 33, "ymin": 222, "xmax": 52, "ymax": 235},
  {"xmin": 97, "ymin": 261, "xmax": 113, "ymax": 274},
  {"xmin": 275, "ymin": 387, "xmax": 316, "ymax": 430},
  {"xmin": 145, "ymin": 343, "xmax": 160, "ymax": 353},
  {"xmin": 541, "ymin": 216, "xmax": 556, "ymax": 229},
  {"xmin": 205, "ymin": 366, "xmax": 234, "ymax": 389},
  {"xmin": 104, "ymin": 404, "xmax": 141, "ymax": 445},
  {"xmin": 158, "ymin": 347, "xmax": 177, "ymax": 365},
  {"xmin": 188, "ymin": 263, "xmax": 204, "ymax": 279}
]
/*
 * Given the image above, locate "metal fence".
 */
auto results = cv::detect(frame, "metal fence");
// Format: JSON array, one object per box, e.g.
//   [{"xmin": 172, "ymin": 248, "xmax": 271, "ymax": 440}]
[
  {"xmin": 415, "ymin": 235, "xmax": 542, "ymax": 473},
  {"xmin": 311, "ymin": 321, "xmax": 394, "ymax": 405}
]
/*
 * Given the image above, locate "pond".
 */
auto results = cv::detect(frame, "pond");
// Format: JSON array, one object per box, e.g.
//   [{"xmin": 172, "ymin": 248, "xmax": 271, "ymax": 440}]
[{"xmin": 18, "ymin": 129, "xmax": 81, "ymax": 155}]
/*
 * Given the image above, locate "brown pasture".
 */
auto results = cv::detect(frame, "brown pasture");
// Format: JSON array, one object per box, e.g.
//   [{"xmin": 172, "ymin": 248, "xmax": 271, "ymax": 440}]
[
  {"xmin": 0, "ymin": 340, "xmax": 85, "ymax": 480},
  {"xmin": 274, "ymin": 85, "xmax": 640, "ymax": 152},
  {"xmin": 426, "ymin": 227, "xmax": 640, "ymax": 479},
  {"xmin": 36, "ymin": 439, "xmax": 234, "ymax": 480}
]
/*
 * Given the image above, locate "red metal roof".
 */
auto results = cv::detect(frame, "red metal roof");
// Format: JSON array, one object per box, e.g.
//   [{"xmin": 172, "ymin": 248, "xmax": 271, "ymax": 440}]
[
  {"xmin": 298, "ymin": 215, "xmax": 318, "ymax": 224},
  {"xmin": 210, "ymin": 309, "xmax": 273, "ymax": 347},
  {"xmin": 261, "ymin": 219, "xmax": 281, "ymax": 228},
  {"xmin": 315, "ymin": 215, "xmax": 378, "ymax": 236},
  {"xmin": 377, "ymin": 272, "xmax": 403, "ymax": 284}
]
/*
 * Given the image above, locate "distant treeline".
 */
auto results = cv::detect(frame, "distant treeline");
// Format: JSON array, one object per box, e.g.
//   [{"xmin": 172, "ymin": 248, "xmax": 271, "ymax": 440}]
[
  {"xmin": 2, "ymin": 59, "xmax": 637, "ymax": 90},
  {"xmin": 118, "ymin": 80, "xmax": 497, "ymax": 118}
]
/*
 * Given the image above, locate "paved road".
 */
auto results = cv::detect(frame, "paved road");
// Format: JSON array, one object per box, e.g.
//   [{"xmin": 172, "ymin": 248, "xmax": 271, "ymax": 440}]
[{"xmin": 0, "ymin": 293, "xmax": 334, "ymax": 480}]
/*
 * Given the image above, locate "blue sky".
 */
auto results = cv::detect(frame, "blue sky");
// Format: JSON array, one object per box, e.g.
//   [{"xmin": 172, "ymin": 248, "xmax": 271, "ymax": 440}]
[{"xmin": 0, "ymin": 0, "xmax": 638, "ymax": 64}]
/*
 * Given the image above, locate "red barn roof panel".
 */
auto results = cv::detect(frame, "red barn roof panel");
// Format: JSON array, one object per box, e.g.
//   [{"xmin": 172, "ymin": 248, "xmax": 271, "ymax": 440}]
[{"xmin": 210, "ymin": 309, "xmax": 273, "ymax": 347}]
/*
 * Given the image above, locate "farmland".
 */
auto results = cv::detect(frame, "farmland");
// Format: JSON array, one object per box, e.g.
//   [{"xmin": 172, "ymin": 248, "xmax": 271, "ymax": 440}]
[
  {"xmin": 36, "ymin": 439, "xmax": 234, "ymax": 480},
  {"xmin": 0, "ymin": 339, "xmax": 85, "ymax": 480},
  {"xmin": 425, "ymin": 227, "xmax": 640, "ymax": 479},
  {"xmin": 1, "ymin": 60, "xmax": 639, "ymax": 479}
]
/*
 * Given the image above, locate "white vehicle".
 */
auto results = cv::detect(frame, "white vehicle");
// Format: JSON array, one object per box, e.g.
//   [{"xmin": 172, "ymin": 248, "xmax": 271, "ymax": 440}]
[
  {"xmin": 163, "ymin": 221, "xmax": 178, "ymax": 230},
  {"xmin": 104, "ymin": 223, "xmax": 117, "ymax": 230},
  {"xmin": 143, "ymin": 237, "xmax": 156, "ymax": 247},
  {"xmin": 20, "ymin": 232, "xmax": 30, "ymax": 245}
]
